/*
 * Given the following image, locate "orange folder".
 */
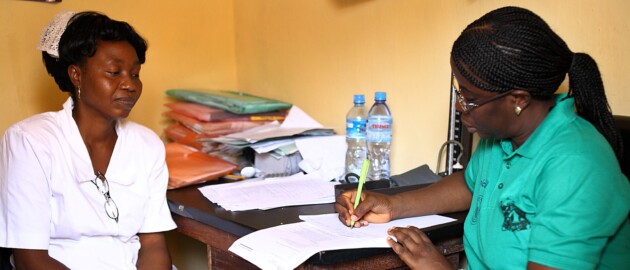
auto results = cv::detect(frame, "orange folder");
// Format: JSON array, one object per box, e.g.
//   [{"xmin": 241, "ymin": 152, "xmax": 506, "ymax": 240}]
[{"xmin": 165, "ymin": 142, "xmax": 238, "ymax": 189}]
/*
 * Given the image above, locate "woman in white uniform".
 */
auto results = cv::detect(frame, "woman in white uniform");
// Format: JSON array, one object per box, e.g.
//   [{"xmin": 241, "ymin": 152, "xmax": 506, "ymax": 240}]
[{"xmin": 0, "ymin": 11, "xmax": 176, "ymax": 269}]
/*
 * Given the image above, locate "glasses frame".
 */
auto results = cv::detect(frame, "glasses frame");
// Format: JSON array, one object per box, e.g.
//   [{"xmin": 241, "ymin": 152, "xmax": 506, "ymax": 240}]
[
  {"xmin": 452, "ymin": 75, "xmax": 514, "ymax": 113},
  {"xmin": 92, "ymin": 171, "xmax": 119, "ymax": 222}
]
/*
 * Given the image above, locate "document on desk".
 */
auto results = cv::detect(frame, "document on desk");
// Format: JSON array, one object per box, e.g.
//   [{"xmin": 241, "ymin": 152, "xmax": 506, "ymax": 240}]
[
  {"xmin": 199, "ymin": 173, "xmax": 337, "ymax": 211},
  {"xmin": 228, "ymin": 213, "xmax": 456, "ymax": 270}
]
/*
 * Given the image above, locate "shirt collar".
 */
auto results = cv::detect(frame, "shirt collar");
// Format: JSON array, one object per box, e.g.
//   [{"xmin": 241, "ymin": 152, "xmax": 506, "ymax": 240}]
[
  {"xmin": 58, "ymin": 98, "xmax": 128, "ymax": 184},
  {"xmin": 501, "ymin": 94, "xmax": 576, "ymax": 159}
]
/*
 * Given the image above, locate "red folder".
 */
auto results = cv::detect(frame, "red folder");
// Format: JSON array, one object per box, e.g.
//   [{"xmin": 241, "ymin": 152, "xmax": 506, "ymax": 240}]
[
  {"xmin": 164, "ymin": 122, "xmax": 207, "ymax": 150},
  {"xmin": 164, "ymin": 110, "xmax": 270, "ymax": 136},
  {"xmin": 165, "ymin": 142, "xmax": 237, "ymax": 189},
  {"xmin": 164, "ymin": 102, "xmax": 287, "ymax": 122}
]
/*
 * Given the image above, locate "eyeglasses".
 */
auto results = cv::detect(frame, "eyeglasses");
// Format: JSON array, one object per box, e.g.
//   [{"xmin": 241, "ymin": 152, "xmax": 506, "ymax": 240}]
[
  {"xmin": 452, "ymin": 75, "xmax": 514, "ymax": 113},
  {"xmin": 91, "ymin": 171, "xmax": 119, "ymax": 222}
]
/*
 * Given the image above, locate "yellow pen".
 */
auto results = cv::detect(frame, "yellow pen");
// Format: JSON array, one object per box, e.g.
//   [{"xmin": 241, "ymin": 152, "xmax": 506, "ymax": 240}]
[{"xmin": 350, "ymin": 159, "xmax": 370, "ymax": 229}]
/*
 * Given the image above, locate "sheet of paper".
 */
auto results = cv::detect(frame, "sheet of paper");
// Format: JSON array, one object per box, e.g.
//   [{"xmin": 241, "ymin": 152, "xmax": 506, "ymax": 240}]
[
  {"xmin": 198, "ymin": 173, "xmax": 337, "ymax": 211},
  {"xmin": 299, "ymin": 213, "xmax": 456, "ymax": 238},
  {"xmin": 295, "ymin": 135, "xmax": 346, "ymax": 181},
  {"xmin": 249, "ymin": 138, "xmax": 296, "ymax": 153},
  {"xmin": 280, "ymin": 106, "xmax": 324, "ymax": 128},
  {"xmin": 228, "ymin": 213, "xmax": 457, "ymax": 270},
  {"xmin": 210, "ymin": 106, "xmax": 334, "ymax": 144}
]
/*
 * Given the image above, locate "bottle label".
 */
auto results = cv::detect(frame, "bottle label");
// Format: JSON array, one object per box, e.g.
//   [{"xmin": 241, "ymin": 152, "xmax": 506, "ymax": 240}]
[
  {"xmin": 346, "ymin": 119, "xmax": 366, "ymax": 139},
  {"xmin": 366, "ymin": 116, "xmax": 392, "ymax": 143}
]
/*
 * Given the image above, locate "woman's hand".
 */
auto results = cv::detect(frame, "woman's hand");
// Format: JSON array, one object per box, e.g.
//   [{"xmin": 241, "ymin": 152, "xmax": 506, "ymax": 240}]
[
  {"xmin": 387, "ymin": 226, "xmax": 453, "ymax": 270},
  {"xmin": 137, "ymin": 232, "xmax": 171, "ymax": 270},
  {"xmin": 334, "ymin": 190, "xmax": 396, "ymax": 228},
  {"xmin": 12, "ymin": 249, "xmax": 70, "ymax": 270}
]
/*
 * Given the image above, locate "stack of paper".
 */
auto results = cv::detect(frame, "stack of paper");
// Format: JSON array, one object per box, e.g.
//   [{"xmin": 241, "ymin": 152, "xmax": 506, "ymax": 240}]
[
  {"xmin": 210, "ymin": 106, "xmax": 334, "ymax": 145},
  {"xmin": 199, "ymin": 173, "xmax": 337, "ymax": 211},
  {"xmin": 228, "ymin": 213, "xmax": 457, "ymax": 270}
]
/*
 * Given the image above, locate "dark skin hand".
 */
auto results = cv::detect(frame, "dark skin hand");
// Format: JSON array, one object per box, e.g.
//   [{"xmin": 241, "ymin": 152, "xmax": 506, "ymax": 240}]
[
  {"xmin": 335, "ymin": 172, "xmax": 472, "ymax": 228},
  {"xmin": 137, "ymin": 232, "xmax": 172, "ymax": 270},
  {"xmin": 334, "ymin": 172, "xmax": 558, "ymax": 270},
  {"xmin": 334, "ymin": 173, "xmax": 471, "ymax": 269},
  {"xmin": 387, "ymin": 226, "xmax": 452, "ymax": 270},
  {"xmin": 12, "ymin": 249, "xmax": 69, "ymax": 270}
]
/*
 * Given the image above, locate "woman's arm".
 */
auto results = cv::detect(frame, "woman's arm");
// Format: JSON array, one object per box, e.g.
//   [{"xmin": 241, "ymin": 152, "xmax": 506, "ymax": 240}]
[
  {"xmin": 12, "ymin": 249, "xmax": 69, "ymax": 270},
  {"xmin": 390, "ymin": 171, "xmax": 472, "ymax": 219},
  {"xmin": 336, "ymin": 171, "xmax": 472, "ymax": 227},
  {"xmin": 137, "ymin": 232, "xmax": 171, "ymax": 270}
]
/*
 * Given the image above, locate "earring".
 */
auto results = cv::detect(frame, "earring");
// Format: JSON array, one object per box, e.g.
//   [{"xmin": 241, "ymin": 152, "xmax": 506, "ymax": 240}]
[
  {"xmin": 77, "ymin": 87, "xmax": 81, "ymax": 100},
  {"xmin": 514, "ymin": 106, "xmax": 522, "ymax": 116}
]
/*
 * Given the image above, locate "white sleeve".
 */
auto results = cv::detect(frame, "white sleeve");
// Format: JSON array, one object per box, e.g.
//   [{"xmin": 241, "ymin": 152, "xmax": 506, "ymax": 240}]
[
  {"xmin": 138, "ymin": 139, "xmax": 176, "ymax": 233},
  {"xmin": 0, "ymin": 126, "xmax": 53, "ymax": 249}
]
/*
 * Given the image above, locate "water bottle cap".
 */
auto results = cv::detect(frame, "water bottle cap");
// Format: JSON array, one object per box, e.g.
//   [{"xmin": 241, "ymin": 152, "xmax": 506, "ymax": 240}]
[
  {"xmin": 353, "ymin": 94, "xmax": 365, "ymax": 104},
  {"xmin": 374, "ymin": 92, "xmax": 387, "ymax": 101}
]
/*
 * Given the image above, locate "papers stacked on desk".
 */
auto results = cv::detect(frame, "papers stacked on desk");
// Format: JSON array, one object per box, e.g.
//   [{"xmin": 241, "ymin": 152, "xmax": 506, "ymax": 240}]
[
  {"xmin": 199, "ymin": 173, "xmax": 336, "ymax": 211},
  {"xmin": 207, "ymin": 105, "xmax": 337, "ymax": 178},
  {"xmin": 210, "ymin": 105, "xmax": 334, "ymax": 145},
  {"xmin": 228, "ymin": 213, "xmax": 456, "ymax": 270}
]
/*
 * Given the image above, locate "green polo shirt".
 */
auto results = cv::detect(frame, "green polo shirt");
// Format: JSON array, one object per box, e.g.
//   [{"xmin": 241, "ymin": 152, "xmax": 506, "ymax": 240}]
[{"xmin": 464, "ymin": 94, "xmax": 630, "ymax": 269}]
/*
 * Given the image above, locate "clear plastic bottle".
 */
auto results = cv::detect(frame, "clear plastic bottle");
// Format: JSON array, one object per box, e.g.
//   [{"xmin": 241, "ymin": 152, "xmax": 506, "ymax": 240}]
[
  {"xmin": 345, "ymin": 94, "xmax": 368, "ymax": 182},
  {"xmin": 366, "ymin": 91, "xmax": 392, "ymax": 181}
]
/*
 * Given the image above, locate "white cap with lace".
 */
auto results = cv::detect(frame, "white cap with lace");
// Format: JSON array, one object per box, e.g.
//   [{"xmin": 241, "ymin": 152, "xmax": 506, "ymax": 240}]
[{"xmin": 36, "ymin": 10, "xmax": 76, "ymax": 58}]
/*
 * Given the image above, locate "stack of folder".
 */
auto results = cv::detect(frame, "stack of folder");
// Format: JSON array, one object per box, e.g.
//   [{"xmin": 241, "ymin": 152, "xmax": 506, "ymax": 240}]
[
  {"xmin": 163, "ymin": 101, "xmax": 288, "ymax": 147},
  {"xmin": 163, "ymin": 90, "xmax": 291, "ymax": 151},
  {"xmin": 163, "ymin": 89, "xmax": 294, "ymax": 188}
]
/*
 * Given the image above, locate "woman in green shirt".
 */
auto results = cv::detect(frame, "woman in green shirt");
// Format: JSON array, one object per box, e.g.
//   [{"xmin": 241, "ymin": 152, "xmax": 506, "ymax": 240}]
[{"xmin": 336, "ymin": 6, "xmax": 630, "ymax": 270}]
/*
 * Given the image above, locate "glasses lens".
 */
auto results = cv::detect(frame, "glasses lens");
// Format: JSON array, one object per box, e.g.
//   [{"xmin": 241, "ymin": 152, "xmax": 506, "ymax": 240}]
[
  {"xmin": 104, "ymin": 197, "xmax": 119, "ymax": 221},
  {"xmin": 95, "ymin": 175, "xmax": 109, "ymax": 194},
  {"xmin": 93, "ymin": 173, "xmax": 119, "ymax": 222},
  {"xmin": 453, "ymin": 78, "xmax": 470, "ymax": 112}
]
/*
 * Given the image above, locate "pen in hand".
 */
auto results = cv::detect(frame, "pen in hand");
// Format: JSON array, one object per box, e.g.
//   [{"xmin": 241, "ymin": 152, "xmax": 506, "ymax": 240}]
[{"xmin": 350, "ymin": 159, "xmax": 370, "ymax": 229}]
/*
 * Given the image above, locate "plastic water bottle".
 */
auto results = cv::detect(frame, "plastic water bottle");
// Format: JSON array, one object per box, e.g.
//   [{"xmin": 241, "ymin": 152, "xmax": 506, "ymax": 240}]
[
  {"xmin": 345, "ymin": 94, "xmax": 368, "ymax": 182},
  {"xmin": 366, "ymin": 91, "xmax": 392, "ymax": 181}
]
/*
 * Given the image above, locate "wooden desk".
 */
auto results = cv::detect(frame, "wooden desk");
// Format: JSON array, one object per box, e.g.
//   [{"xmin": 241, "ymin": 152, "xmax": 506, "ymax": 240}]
[{"xmin": 167, "ymin": 183, "xmax": 466, "ymax": 269}]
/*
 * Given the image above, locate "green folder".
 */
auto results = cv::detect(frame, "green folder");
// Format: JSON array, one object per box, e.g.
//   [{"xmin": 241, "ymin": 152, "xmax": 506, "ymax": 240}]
[{"xmin": 166, "ymin": 89, "xmax": 293, "ymax": 114}]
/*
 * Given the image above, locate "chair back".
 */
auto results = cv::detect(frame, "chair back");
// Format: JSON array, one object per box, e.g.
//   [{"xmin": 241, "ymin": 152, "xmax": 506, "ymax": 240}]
[{"xmin": 614, "ymin": 115, "xmax": 630, "ymax": 178}]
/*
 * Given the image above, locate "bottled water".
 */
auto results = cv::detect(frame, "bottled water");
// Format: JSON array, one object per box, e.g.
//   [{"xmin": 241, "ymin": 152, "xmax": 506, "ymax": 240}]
[
  {"xmin": 345, "ymin": 94, "xmax": 368, "ymax": 182},
  {"xmin": 366, "ymin": 92, "xmax": 392, "ymax": 181}
]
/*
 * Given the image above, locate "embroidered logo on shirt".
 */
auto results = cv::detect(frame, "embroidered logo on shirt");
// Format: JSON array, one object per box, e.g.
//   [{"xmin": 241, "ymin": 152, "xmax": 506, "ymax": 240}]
[
  {"xmin": 471, "ymin": 194, "xmax": 483, "ymax": 225},
  {"xmin": 470, "ymin": 179, "xmax": 488, "ymax": 225},
  {"xmin": 500, "ymin": 199, "xmax": 530, "ymax": 231}
]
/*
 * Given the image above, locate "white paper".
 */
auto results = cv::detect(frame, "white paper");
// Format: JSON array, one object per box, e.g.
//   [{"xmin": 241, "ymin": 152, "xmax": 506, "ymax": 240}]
[
  {"xmin": 229, "ymin": 213, "xmax": 457, "ymax": 270},
  {"xmin": 212, "ymin": 106, "xmax": 334, "ymax": 143},
  {"xmin": 198, "ymin": 173, "xmax": 337, "ymax": 211},
  {"xmin": 280, "ymin": 106, "xmax": 324, "ymax": 128},
  {"xmin": 295, "ymin": 135, "xmax": 346, "ymax": 181},
  {"xmin": 249, "ymin": 138, "xmax": 296, "ymax": 153}
]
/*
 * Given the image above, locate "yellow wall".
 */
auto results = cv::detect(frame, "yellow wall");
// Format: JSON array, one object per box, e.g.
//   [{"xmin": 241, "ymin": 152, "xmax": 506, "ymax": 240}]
[
  {"xmin": 1, "ymin": 0, "xmax": 629, "ymax": 185},
  {"xmin": 233, "ymin": 0, "xmax": 630, "ymax": 174}
]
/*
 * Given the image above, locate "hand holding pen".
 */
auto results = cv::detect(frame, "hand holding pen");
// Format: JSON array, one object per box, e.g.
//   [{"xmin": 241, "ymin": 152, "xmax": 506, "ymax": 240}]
[{"xmin": 334, "ymin": 160, "xmax": 396, "ymax": 228}]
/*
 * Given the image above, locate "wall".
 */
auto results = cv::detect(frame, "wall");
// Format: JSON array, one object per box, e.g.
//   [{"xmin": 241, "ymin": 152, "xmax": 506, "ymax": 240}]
[{"xmin": 233, "ymin": 0, "xmax": 630, "ymax": 175}]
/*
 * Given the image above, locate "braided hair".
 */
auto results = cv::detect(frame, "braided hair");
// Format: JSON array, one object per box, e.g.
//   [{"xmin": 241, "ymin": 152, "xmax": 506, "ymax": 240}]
[{"xmin": 451, "ymin": 6, "xmax": 623, "ymax": 159}]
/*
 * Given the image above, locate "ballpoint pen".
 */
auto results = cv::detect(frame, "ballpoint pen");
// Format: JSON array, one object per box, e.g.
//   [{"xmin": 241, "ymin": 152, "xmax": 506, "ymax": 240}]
[{"xmin": 350, "ymin": 159, "xmax": 370, "ymax": 229}]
